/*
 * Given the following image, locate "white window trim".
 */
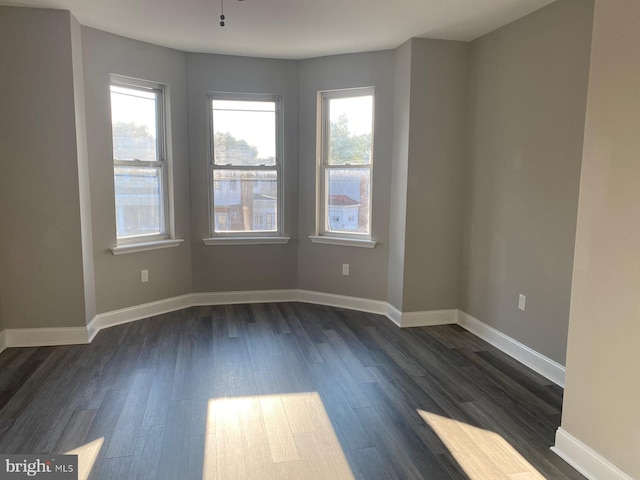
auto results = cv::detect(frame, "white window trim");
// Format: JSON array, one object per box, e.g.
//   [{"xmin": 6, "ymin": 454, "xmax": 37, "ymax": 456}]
[
  {"xmin": 205, "ymin": 92, "xmax": 285, "ymax": 243},
  {"xmin": 203, "ymin": 236, "xmax": 290, "ymax": 246},
  {"xmin": 309, "ymin": 236, "xmax": 376, "ymax": 248},
  {"xmin": 313, "ymin": 86, "xmax": 376, "ymax": 246},
  {"xmin": 110, "ymin": 75, "xmax": 181, "ymax": 249},
  {"xmin": 111, "ymin": 238, "xmax": 184, "ymax": 255}
]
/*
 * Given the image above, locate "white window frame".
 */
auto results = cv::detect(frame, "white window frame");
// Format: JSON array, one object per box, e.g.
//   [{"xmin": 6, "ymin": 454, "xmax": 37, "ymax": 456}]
[
  {"xmin": 206, "ymin": 92, "xmax": 286, "ymax": 243},
  {"xmin": 312, "ymin": 87, "xmax": 376, "ymax": 248},
  {"xmin": 110, "ymin": 75, "xmax": 172, "ymax": 248}
]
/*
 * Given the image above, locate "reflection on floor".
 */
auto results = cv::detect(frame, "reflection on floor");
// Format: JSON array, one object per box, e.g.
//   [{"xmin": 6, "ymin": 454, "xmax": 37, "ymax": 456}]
[
  {"xmin": 419, "ymin": 411, "xmax": 546, "ymax": 480},
  {"xmin": 67, "ymin": 438, "xmax": 103, "ymax": 480},
  {"xmin": 204, "ymin": 394, "xmax": 353, "ymax": 480}
]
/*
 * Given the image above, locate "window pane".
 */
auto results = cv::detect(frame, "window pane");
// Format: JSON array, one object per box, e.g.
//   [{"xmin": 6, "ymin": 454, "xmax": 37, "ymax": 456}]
[
  {"xmin": 213, "ymin": 169, "xmax": 278, "ymax": 233},
  {"xmin": 212, "ymin": 100, "xmax": 276, "ymax": 166},
  {"xmin": 111, "ymin": 85, "xmax": 159, "ymax": 161},
  {"xmin": 114, "ymin": 166, "xmax": 162, "ymax": 237},
  {"xmin": 326, "ymin": 168, "xmax": 370, "ymax": 234},
  {"xmin": 328, "ymin": 95, "xmax": 373, "ymax": 165}
]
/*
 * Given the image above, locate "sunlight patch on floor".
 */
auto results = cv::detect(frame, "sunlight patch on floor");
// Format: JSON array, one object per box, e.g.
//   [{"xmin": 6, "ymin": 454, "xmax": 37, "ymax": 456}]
[
  {"xmin": 203, "ymin": 393, "xmax": 354, "ymax": 480},
  {"xmin": 66, "ymin": 437, "xmax": 104, "ymax": 480},
  {"xmin": 418, "ymin": 410, "xmax": 546, "ymax": 480}
]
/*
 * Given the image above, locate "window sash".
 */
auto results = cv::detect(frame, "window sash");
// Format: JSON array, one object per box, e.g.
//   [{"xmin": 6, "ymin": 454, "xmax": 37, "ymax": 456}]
[
  {"xmin": 110, "ymin": 82, "xmax": 165, "ymax": 163},
  {"xmin": 114, "ymin": 160, "xmax": 168, "ymax": 241},
  {"xmin": 208, "ymin": 93, "xmax": 283, "ymax": 238},
  {"xmin": 209, "ymin": 165, "xmax": 281, "ymax": 236},
  {"xmin": 110, "ymin": 76, "xmax": 169, "ymax": 244},
  {"xmin": 319, "ymin": 87, "xmax": 375, "ymax": 239}
]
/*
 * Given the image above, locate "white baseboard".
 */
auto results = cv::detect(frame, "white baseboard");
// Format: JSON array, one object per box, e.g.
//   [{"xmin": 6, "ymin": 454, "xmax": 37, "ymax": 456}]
[
  {"xmin": 87, "ymin": 294, "xmax": 193, "ymax": 341},
  {"xmin": 401, "ymin": 309, "xmax": 458, "ymax": 328},
  {"xmin": 297, "ymin": 289, "xmax": 389, "ymax": 316},
  {"xmin": 4, "ymin": 326, "xmax": 89, "ymax": 348},
  {"xmin": 0, "ymin": 329, "xmax": 6, "ymax": 354},
  {"xmin": 386, "ymin": 304, "xmax": 402, "ymax": 327},
  {"xmin": 458, "ymin": 311, "xmax": 566, "ymax": 387},
  {"xmin": 552, "ymin": 428, "xmax": 634, "ymax": 480},
  {"xmin": 87, "ymin": 289, "xmax": 390, "ymax": 341},
  {"xmin": 192, "ymin": 289, "xmax": 298, "ymax": 306}
]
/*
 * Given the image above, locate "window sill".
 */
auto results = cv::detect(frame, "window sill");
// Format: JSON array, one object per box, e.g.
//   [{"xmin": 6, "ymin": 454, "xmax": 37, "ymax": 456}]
[
  {"xmin": 309, "ymin": 236, "xmax": 377, "ymax": 248},
  {"xmin": 111, "ymin": 238, "xmax": 184, "ymax": 255},
  {"xmin": 203, "ymin": 236, "xmax": 290, "ymax": 246}
]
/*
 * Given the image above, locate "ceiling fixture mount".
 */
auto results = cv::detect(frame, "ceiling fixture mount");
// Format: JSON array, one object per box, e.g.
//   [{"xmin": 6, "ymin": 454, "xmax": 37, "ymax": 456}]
[{"xmin": 220, "ymin": 0, "xmax": 245, "ymax": 27}]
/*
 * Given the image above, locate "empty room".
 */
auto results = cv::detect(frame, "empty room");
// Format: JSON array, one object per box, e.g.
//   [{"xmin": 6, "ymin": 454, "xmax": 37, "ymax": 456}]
[{"xmin": 0, "ymin": 0, "xmax": 638, "ymax": 479}]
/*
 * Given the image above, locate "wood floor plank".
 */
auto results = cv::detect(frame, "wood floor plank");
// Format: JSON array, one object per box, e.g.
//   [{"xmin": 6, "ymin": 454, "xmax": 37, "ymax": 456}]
[
  {"xmin": 353, "ymin": 405, "xmax": 439, "ymax": 480},
  {"xmin": 322, "ymin": 400, "xmax": 372, "ymax": 451},
  {"xmin": 323, "ymin": 329, "xmax": 375, "ymax": 384},
  {"xmin": 105, "ymin": 368, "xmax": 155, "ymax": 458},
  {"xmin": 348, "ymin": 446, "xmax": 396, "ymax": 480},
  {"xmin": 94, "ymin": 456, "xmax": 132, "ymax": 480},
  {"xmin": 53, "ymin": 409, "xmax": 97, "ymax": 454},
  {"xmin": 259, "ymin": 394, "xmax": 300, "ymax": 463},
  {"xmin": 129, "ymin": 424, "xmax": 165, "ymax": 480},
  {"xmin": 361, "ymin": 369, "xmax": 450, "ymax": 455},
  {"xmin": 157, "ymin": 400, "xmax": 192, "ymax": 480}
]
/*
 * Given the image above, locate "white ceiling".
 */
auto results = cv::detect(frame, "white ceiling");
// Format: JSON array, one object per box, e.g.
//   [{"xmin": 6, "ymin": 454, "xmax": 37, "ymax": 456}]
[{"xmin": 0, "ymin": 0, "xmax": 557, "ymax": 59}]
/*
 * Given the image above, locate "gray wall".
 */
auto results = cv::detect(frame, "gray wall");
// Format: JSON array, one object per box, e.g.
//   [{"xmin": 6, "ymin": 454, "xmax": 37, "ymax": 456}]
[
  {"xmin": 0, "ymin": 7, "xmax": 87, "ymax": 329},
  {"xmin": 460, "ymin": 0, "xmax": 594, "ymax": 364},
  {"xmin": 82, "ymin": 28, "xmax": 192, "ymax": 314},
  {"xmin": 297, "ymin": 51, "xmax": 395, "ymax": 301},
  {"xmin": 561, "ymin": 0, "xmax": 640, "ymax": 476},
  {"xmin": 187, "ymin": 54, "xmax": 299, "ymax": 293},
  {"xmin": 388, "ymin": 41, "xmax": 412, "ymax": 310},
  {"xmin": 0, "ymin": 290, "xmax": 4, "ymax": 333},
  {"xmin": 401, "ymin": 39, "xmax": 468, "ymax": 312}
]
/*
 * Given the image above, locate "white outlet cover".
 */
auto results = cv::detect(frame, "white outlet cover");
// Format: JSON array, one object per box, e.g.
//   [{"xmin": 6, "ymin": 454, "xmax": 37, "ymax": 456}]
[{"xmin": 518, "ymin": 294, "xmax": 526, "ymax": 311}]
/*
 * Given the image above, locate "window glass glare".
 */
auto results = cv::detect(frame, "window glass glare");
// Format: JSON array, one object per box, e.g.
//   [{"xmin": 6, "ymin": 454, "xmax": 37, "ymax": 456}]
[
  {"xmin": 114, "ymin": 165, "xmax": 162, "ymax": 237},
  {"xmin": 110, "ymin": 85, "xmax": 159, "ymax": 162},
  {"xmin": 213, "ymin": 100, "xmax": 276, "ymax": 166},
  {"xmin": 213, "ymin": 170, "xmax": 278, "ymax": 233},
  {"xmin": 328, "ymin": 95, "xmax": 373, "ymax": 165},
  {"xmin": 325, "ymin": 168, "xmax": 370, "ymax": 234}
]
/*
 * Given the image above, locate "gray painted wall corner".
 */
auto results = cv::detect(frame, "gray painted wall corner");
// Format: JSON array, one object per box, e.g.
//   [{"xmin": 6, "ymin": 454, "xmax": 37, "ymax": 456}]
[
  {"xmin": 81, "ymin": 27, "xmax": 193, "ymax": 314},
  {"xmin": 460, "ymin": 0, "xmax": 594, "ymax": 364},
  {"xmin": 70, "ymin": 14, "xmax": 97, "ymax": 324},
  {"xmin": 297, "ymin": 50, "xmax": 395, "ymax": 302},
  {"xmin": 186, "ymin": 53, "xmax": 299, "ymax": 294},
  {"xmin": 401, "ymin": 38, "xmax": 469, "ymax": 313},
  {"xmin": 387, "ymin": 40, "xmax": 412, "ymax": 311}
]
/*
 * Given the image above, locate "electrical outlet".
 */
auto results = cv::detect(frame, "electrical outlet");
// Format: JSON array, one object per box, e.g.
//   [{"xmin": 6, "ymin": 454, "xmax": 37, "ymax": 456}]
[
  {"xmin": 141, "ymin": 269, "xmax": 149, "ymax": 283},
  {"xmin": 342, "ymin": 264, "xmax": 350, "ymax": 276},
  {"xmin": 518, "ymin": 294, "xmax": 526, "ymax": 311}
]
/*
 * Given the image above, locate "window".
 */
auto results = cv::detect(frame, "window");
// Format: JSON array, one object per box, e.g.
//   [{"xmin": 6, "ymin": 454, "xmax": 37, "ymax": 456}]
[
  {"xmin": 318, "ymin": 87, "xmax": 374, "ymax": 240},
  {"xmin": 110, "ymin": 76, "xmax": 169, "ymax": 243},
  {"xmin": 208, "ymin": 94, "xmax": 283, "ymax": 238}
]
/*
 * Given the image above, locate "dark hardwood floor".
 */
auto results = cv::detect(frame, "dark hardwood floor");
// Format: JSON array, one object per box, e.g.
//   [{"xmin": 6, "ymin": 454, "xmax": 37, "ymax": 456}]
[{"xmin": 0, "ymin": 303, "xmax": 584, "ymax": 479}]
